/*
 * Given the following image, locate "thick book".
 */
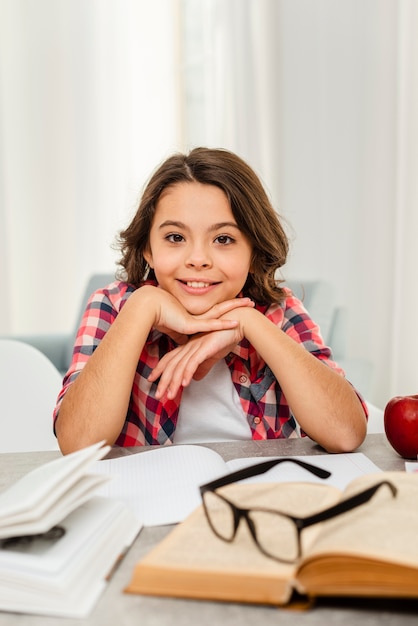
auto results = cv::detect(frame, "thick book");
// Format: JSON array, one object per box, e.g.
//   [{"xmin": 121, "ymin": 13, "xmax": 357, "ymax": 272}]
[
  {"xmin": 0, "ymin": 442, "xmax": 142, "ymax": 617},
  {"xmin": 125, "ymin": 471, "xmax": 418, "ymax": 605}
]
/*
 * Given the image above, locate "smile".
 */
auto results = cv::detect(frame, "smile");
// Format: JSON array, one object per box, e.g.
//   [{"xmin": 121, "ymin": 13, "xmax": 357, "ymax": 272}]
[
  {"xmin": 186, "ymin": 281, "xmax": 211, "ymax": 288},
  {"xmin": 178, "ymin": 279, "xmax": 220, "ymax": 294}
]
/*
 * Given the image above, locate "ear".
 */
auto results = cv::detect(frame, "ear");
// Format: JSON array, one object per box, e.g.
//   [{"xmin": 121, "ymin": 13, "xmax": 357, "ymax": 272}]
[{"xmin": 143, "ymin": 247, "xmax": 154, "ymax": 269}]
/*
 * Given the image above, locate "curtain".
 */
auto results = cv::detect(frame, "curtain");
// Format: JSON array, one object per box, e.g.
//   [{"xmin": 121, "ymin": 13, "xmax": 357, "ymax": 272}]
[
  {"xmin": 390, "ymin": 0, "xmax": 418, "ymax": 397},
  {"xmin": 181, "ymin": 0, "xmax": 282, "ymax": 198},
  {"xmin": 0, "ymin": 0, "xmax": 182, "ymax": 334},
  {"xmin": 180, "ymin": 0, "xmax": 418, "ymax": 407}
]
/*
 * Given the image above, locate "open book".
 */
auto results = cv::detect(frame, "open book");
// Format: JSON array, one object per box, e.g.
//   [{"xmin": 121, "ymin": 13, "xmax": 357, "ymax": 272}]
[
  {"xmin": 125, "ymin": 471, "xmax": 418, "ymax": 605},
  {"xmin": 93, "ymin": 444, "xmax": 382, "ymax": 525},
  {"xmin": 0, "ymin": 440, "xmax": 111, "ymax": 538},
  {"xmin": 0, "ymin": 442, "xmax": 142, "ymax": 617}
]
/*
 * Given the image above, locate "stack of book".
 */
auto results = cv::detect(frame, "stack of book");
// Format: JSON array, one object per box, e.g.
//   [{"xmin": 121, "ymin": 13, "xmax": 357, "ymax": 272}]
[{"xmin": 0, "ymin": 441, "xmax": 142, "ymax": 618}]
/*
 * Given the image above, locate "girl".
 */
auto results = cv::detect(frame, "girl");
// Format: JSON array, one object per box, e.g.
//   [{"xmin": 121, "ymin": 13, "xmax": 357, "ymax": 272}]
[{"xmin": 54, "ymin": 148, "xmax": 367, "ymax": 454}]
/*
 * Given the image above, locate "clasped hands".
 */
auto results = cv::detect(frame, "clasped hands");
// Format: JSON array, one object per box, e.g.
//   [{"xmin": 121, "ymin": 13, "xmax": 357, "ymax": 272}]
[{"xmin": 148, "ymin": 295, "xmax": 255, "ymax": 401}]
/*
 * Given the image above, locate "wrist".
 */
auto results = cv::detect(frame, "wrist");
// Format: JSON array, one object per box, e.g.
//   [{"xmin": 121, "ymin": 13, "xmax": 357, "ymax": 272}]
[
  {"xmin": 125, "ymin": 285, "xmax": 160, "ymax": 327},
  {"xmin": 221, "ymin": 305, "xmax": 257, "ymax": 336}
]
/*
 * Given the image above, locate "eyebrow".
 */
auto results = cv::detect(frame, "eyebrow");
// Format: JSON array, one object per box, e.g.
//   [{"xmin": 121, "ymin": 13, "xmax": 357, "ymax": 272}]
[{"xmin": 158, "ymin": 220, "xmax": 241, "ymax": 232}]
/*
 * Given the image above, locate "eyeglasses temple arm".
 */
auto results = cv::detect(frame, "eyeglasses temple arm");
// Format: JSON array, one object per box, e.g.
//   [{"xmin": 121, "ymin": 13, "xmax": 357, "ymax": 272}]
[
  {"xmin": 295, "ymin": 480, "xmax": 397, "ymax": 530},
  {"xmin": 200, "ymin": 457, "xmax": 331, "ymax": 493}
]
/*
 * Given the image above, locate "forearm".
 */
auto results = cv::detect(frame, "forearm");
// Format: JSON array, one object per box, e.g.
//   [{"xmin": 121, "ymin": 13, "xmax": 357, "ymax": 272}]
[
  {"xmin": 55, "ymin": 291, "xmax": 155, "ymax": 453},
  {"xmin": 239, "ymin": 308, "xmax": 367, "ymax": 453},
  {"xmin": 55, "ymin": 287, "xmax": 247, "ymax": 453}
]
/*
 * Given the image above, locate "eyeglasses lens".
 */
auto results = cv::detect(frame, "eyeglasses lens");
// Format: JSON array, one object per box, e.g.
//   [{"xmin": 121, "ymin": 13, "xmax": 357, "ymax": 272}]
[
  {"xmin": 248, "ymin": 510, "xmax": 299, "ymax": 562},
  {"xmin": 203, "ymin": 491, "xmax": 236, "ymax": 541},
  {"xmin": 203, "ymin": 491, "xmax": 299, "ymax": 562}
]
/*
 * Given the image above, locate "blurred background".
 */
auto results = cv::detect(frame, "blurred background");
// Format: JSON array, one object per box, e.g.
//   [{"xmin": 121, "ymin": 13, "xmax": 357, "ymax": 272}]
[{"xmin": 0, "ymin": 0, "xmax": 417, "ymax": 410}]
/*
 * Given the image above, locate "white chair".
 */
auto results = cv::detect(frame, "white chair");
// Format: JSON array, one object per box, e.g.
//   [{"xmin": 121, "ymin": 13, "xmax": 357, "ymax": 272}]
[
  {"xmin": 0, "ymin": 339, "xmax": 62, "ymax": 452},
  {"xmin": 1, "ymin": 273, "xmax": 115, "ymax": 374}
]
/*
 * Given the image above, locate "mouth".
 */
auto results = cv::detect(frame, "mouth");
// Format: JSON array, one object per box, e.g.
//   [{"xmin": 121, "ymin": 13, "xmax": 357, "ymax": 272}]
[
  {"xmin": 177, "ymin": 279, "xmax": 220, "ymax": 293},
  {"xmin": 184, "ymin": 281, "xmax": 212, "ymax": 288}
]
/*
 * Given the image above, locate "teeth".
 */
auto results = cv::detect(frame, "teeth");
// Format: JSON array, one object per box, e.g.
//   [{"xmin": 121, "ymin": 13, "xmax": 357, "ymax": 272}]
[{"xmin": 187, "ymin": 281, "xmax": 210, "ymax": 288}]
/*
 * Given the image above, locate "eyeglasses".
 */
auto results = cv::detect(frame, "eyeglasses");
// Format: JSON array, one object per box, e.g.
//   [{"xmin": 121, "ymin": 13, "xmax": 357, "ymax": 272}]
[{"xmin": 200, "ymin": 458, "xmax": 397, "ymax": 563}]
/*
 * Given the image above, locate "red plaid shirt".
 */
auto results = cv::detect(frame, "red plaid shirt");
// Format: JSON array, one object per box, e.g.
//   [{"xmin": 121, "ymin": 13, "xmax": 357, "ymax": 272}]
[{"xmin": 53, "ymin": 280, "xmax": 366, "ymax": 446}]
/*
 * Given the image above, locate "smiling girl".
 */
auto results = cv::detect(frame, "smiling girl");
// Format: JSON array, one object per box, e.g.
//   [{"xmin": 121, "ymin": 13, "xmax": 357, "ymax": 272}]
[{"xmin": 54, "ymin": 148, "xmax": 367, "ymax": 454}]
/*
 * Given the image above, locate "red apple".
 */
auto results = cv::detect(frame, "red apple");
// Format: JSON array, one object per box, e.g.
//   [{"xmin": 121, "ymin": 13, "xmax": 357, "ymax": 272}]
[{"xmin": 384, "ymin": 395, "xmax": 418, "ymax": 459}]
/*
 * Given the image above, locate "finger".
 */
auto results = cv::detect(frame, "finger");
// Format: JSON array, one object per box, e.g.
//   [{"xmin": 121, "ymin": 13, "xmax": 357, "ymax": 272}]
[
  {"xmin": 147, "ymin": 345, "xmax": 183, "ymax": 383},
  {"xmin": 186, "ymin": 318, "xmax": 239, "ymax": 334},
  {"xmin": 149, "ymin": 344, "xmax": 194, "ymax": 397},
  {"xmin": 155, "ymin": 354, "xmax": 193, "ymax": 399},
  {"xmin": 148, "ymin": 333, "xmax": 203, "ymax": 384},
  {"xmin": 156, "ymin": 341, "xmax": 208, "ymax": 399},
  {"xmin": 197, "ymin": 298, "xmax": 254, "ymax": 320},
  {"xmin": 193, "ymin": 360, "xmax": 215, "ymax": 380}
]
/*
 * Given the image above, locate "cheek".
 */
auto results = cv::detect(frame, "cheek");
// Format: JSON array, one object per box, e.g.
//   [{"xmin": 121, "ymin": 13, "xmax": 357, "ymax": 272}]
[
  {"xmin": 150, "ymin": 254, "xmax": 177, "ymax": 279},
  {"xmin": 224, "ymin": 263, "xmax": 251, "ymax": 294},
  {"xmin": 228, "ymin": 256, "xmax": 252, "ymax": 278}
]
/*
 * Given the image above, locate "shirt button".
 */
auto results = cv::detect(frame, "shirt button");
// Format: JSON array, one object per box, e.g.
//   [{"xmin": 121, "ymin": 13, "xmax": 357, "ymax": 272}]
[
  {"xmin": 254, "ymin": 417, "xmax": 261, "ymax": 425},
  {"xmin": 239, "ymin": 375, "xmax": 247, "ymax": 383}
]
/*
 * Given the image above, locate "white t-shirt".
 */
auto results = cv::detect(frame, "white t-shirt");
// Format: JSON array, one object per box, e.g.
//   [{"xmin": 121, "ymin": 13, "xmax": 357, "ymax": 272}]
[{"xmin": 174, "ymin": 359, "xmax": 252, "ymax": 443}]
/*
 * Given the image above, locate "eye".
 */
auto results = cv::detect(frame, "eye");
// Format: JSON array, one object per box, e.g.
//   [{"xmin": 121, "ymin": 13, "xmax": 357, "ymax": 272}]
[
  {"xmin": 165, "ymin": 233, "xmax": 185, "ymax": 243},
  {"xmin": 214, "ymin": 235, "xmax": 235, "ymax": 245}
]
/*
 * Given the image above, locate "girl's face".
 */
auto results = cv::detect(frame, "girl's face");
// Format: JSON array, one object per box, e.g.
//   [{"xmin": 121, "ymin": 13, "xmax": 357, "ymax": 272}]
[{"xmin": 144, "ymin": 182, "xmax": 253, "ymax": 315}]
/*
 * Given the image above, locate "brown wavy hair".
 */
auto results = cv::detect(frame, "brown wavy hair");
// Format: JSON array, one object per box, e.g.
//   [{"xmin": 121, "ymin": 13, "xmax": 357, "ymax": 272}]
[{"xmin": 117, "ymin": 147, "xmax": 289, "ymax": 305}]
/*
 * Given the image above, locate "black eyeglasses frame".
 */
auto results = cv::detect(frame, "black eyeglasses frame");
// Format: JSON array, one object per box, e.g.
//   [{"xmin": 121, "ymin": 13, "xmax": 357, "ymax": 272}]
[{"xmin": 200, "ymin": 458, "xmax": 397, "ymax": 563}]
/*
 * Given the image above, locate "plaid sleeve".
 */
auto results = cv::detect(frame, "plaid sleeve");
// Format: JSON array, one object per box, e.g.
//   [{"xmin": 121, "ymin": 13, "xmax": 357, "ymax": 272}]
[
  {"xmin": 265, "ymin": 290, "xmax": 368, "ymax": 419},
  {"xmin": 279, "ymin": 290, "xmax": 343, "ymax": 371},
  {"xmin": 52, "ymin": 281, "xmax": 133, "ymax": 422}
]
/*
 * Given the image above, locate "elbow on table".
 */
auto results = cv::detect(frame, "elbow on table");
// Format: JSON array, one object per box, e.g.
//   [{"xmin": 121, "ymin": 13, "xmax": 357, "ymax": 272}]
[
  {"xmin": 55, "ymin": 414, "xmax": 117, "ymax": 455},
  {"xmin": 322, "ymin": 416, "xmax": 368, "ymax": 454}
]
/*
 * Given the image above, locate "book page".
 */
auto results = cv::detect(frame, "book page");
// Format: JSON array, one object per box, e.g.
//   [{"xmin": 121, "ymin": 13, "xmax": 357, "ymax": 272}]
[
  {"xmin": 226, "ymin": 452, "xmax": 382, "ymax": 490},
  {"xmin": 93, "ymin": 445, "xmax": 229, "ymax": 525},
  {"xmin": 93, "ymin": 447, "xmax": 382, "ymax": 526},
  {"xmin": 126, "ymin": 481, "xmax": 341, "ymax": 605},
  {"xmin": 0, "ymin": 497, "xmax": 141, "ymax": 618},
  {"xmin": 0, "ymin": 441, "xmax": 110, "ymax": 534},
  {"xmin": 296, "ymin": 471, "xmax": 418, "ymax": 594}
]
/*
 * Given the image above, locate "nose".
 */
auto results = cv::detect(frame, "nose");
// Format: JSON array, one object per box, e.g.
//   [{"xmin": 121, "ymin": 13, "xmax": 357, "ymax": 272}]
[{"xmin": 185, "ymin": 243, "xmax": 212, "ymax": 269}]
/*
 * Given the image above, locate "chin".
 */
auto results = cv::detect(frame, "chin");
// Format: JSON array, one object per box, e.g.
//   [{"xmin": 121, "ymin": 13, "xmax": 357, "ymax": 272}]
[
  {"xmin": 179, "ymin": 297, "xmax": 215, "ymax": 316},
  {"xmin": 184, "ymin": 303, "xmax": 213, "ymax": 316}
]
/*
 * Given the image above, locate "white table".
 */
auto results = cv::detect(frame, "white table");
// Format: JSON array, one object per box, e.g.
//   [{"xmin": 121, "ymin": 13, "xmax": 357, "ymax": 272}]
[{"xmin": 0, "ymin": 434, "xmax": 417, "ymax": 625}]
